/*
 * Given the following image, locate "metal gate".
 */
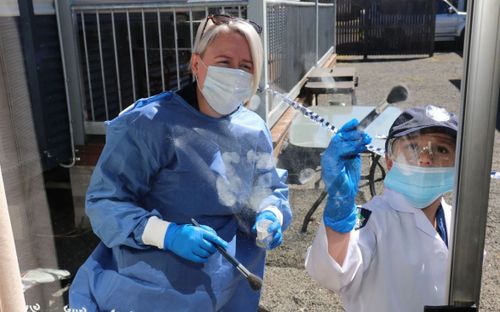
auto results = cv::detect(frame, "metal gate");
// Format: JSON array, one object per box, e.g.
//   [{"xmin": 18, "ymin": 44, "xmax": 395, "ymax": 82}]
[
  {"xmin": 56, "ymin": 0, "xmax": 336, "ymax": 142},
  {"xmin": 336, "ymin": 0, "xmax": 435, "ymax": 56}
]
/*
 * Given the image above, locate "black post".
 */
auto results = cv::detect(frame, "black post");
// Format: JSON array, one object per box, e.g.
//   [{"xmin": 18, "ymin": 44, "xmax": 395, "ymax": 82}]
[
  {"xmin": 362, "ymin": 7, "xmax": 368, "ymax": 59},
  {"xmin": 429, "ymin": 0, "xmax": 436, "ymax": 57}
]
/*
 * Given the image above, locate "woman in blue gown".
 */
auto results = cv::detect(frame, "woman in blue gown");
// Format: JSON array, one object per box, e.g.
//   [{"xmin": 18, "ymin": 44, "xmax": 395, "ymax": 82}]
[{"xmin": 69, "ymin": 14, "xmax": 292, "ymax": 312}]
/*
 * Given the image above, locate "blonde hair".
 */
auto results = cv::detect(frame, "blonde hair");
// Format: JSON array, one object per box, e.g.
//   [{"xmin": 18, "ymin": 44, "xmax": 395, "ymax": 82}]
[{"xmin": 192, "ymin": 16, "xmax": 263, "ymax": 96}]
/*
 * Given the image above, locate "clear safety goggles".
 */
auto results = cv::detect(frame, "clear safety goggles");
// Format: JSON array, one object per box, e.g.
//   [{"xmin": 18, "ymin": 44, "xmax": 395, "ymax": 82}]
[{"xmin": 387, "ymin": 132, "xmax": 456, "ymax": 167}]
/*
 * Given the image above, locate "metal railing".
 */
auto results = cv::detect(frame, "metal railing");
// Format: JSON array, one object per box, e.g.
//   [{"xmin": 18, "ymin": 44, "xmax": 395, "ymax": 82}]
[
  {"xmin": 72, "ymin": 1, "xmax": 247, "ymax": 135},
  {"xmin": 267, "ymin": 1, "xmax": 334, "ymax": 92},
  {"xmin": 266, "ymin": 1, "xmax": 335, "ymax": 120},
  {"xmin": 335, "ymin": 0, "xmax": 434, "ymax": 56},
  {"xmin": 57, "ymin": 0, "xmax": 336, "ymax": 139},
  {"xmin": 265, "ymin": 0, "xmax": 335, "ymax": 126}
]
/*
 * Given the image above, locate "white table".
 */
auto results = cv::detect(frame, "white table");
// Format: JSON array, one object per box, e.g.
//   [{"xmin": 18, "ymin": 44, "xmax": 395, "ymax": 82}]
[
  {"xmin": 286, "ymin": 105, "xmax": 402, "ymax": 232},
  {"xmin": 288, "ymin": 105, "xmax": 401, "ymax": 154}
]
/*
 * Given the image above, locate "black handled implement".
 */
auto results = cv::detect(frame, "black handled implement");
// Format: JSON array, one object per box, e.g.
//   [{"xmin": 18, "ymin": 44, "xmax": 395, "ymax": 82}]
[
  {"xmin": 357, "ymin": 84, "xmax": 409, "ymax": 131},
  {"xmin": 191, "ymin": 218, "xmax": 263, "ymax": 291}
]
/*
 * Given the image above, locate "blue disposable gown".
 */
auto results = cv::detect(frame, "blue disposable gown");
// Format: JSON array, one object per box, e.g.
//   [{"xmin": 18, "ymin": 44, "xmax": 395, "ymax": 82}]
[{"xmin": 69, "ymin": 91, "xmax": 292, "ymax": 312}]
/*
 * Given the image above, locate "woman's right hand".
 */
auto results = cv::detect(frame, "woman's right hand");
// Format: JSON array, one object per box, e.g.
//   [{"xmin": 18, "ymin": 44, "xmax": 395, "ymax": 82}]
[
  {"xmin": 163, "ymin": 223, "xmax": 228, "ymax": 263},
  {"xmin": 321, "ymin": 119, "xmax": 371, "ymax": 233}
]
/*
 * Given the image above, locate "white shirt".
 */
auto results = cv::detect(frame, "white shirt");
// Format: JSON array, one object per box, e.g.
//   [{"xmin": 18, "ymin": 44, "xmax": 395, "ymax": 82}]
[{"xmin": 305, "ymin": 189, "xmax": 451, "ymax": 312}]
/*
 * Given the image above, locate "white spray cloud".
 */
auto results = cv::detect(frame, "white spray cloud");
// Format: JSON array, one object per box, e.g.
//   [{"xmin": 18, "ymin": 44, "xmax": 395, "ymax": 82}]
[
  {"xmin": 247, "ymin": 150, "xmax": 275, "ymax": 170},
  {"xmin": 247, "ymin": 172, "xmax": 273, "ymax": 212},
  {"xmin": 215, "ymin": 150, "xmax": 277, "ymax": 212},
  {"xmin": 216, "ymin": 152, "xmax": 242, "ymax": 207}
]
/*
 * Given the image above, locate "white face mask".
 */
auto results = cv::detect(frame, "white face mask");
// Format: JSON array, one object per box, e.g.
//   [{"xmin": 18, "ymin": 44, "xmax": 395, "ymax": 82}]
[{"xmin": 197, "ymin": 59, "xmax": 253, "ymax": 115}]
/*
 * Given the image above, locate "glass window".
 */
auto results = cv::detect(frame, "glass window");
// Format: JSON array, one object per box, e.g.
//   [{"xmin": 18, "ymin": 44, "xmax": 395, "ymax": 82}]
[{"xmin": 0, "ymin": 1, "xmax": 498, "ymax": 312}]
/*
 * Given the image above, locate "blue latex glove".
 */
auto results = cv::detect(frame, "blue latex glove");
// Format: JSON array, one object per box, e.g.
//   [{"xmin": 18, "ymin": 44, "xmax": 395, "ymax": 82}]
[
  {"xmin": 163, "ymin": 223, "xmax": 228, "ymax": 263},
  {"xmin": 252, "ymin": 210, "xmax": 283, "ymax": 249},
  {"xmin": 321, "ymin": 119, "xmax": 372, "ymax": 233}
]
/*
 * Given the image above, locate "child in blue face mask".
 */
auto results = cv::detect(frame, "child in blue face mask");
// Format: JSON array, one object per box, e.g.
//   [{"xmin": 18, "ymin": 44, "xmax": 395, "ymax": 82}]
[{"xmin": 305, "ymin": 105, "xmax": 458, "ymax": 312}]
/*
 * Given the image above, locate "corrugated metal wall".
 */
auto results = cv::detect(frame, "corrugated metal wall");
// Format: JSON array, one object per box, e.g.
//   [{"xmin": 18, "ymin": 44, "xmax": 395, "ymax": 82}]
[
  {"xmin": 74, "ymin": 7, "xmax": 226, "ymax": 127},
  {"xmin": 31, "ymin": 14, "xmax": 72, "ymax": 169},
  {"xmin": 14, "ymin": 3, "xmax": 71, "ymax": 170}
]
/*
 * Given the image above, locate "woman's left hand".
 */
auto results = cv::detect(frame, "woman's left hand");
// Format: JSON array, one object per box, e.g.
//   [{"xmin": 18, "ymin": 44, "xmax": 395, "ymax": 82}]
[{"xmin": 252, "ymin": 210, "xmax": 283, "ymax": 249}]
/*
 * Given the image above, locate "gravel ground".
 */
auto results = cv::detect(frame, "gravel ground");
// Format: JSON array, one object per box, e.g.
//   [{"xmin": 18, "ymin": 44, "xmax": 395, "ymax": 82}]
[{"xmin": 260, "ymin": 44, "xmax": 499, "ymax": 311}]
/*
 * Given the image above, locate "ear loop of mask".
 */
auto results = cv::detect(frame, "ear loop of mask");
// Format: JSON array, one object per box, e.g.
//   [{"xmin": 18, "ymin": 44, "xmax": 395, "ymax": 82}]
[{"xmin": 193, "ymin": 55, "xmax": 207, "ymax": 89}]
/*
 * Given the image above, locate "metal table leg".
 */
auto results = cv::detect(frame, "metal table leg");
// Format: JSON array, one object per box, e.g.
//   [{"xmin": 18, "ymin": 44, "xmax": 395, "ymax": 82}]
[
  {"xmin": 367, "ymin": 153, "xmax": 385, "ymax": 197},
  {"xmin": 301, "ymin": 190, "xmax": 328, "ymax": 233}
]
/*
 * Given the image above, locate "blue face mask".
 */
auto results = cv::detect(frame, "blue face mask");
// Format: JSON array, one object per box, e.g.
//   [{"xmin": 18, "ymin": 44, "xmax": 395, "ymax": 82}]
[{"xmin": 384, "ymin": 162, "xmax": 455, "ymax": 209}]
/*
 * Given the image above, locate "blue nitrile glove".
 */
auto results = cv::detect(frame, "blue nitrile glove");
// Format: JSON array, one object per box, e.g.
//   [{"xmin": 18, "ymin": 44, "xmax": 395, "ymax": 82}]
[
  {"xmin": 163, "ymin": 223, "xmax": 228, "ymax": 263},
  {"xmin": 252, "ymin": 210, "xmax": 283, "ymax": 250},
  {"xmin": 321, "ymin": 119, "xmax": 372, "ymax": 233}
]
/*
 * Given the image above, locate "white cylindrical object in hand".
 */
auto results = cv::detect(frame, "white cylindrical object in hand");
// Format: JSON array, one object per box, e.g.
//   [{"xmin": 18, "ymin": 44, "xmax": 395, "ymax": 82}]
[{"xmin": 256, "ymin": 219, "xmax": 273, "ymax": 248}]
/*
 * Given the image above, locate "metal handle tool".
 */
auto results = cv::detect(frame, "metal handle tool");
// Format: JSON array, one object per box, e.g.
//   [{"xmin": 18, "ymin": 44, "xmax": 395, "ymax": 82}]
[
  {"xmin": 190, "ymin": 218, "xmax": 263, "ymax": 291},
  {"xmin": 356, "ymin": 84, "xmax": 409, "ymax": 130}
]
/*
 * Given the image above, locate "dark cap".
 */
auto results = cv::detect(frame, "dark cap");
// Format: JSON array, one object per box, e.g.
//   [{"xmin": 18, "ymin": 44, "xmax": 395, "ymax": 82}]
[{"xmin": 385, "ymin": 105, "xmax": 458, "ymax": 151}]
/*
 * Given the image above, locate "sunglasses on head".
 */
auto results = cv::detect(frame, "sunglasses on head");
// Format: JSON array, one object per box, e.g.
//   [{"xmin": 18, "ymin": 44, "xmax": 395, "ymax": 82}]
[{"xmin": 200, "ymin": 14, "xmax": 263, "ymax": 38}]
